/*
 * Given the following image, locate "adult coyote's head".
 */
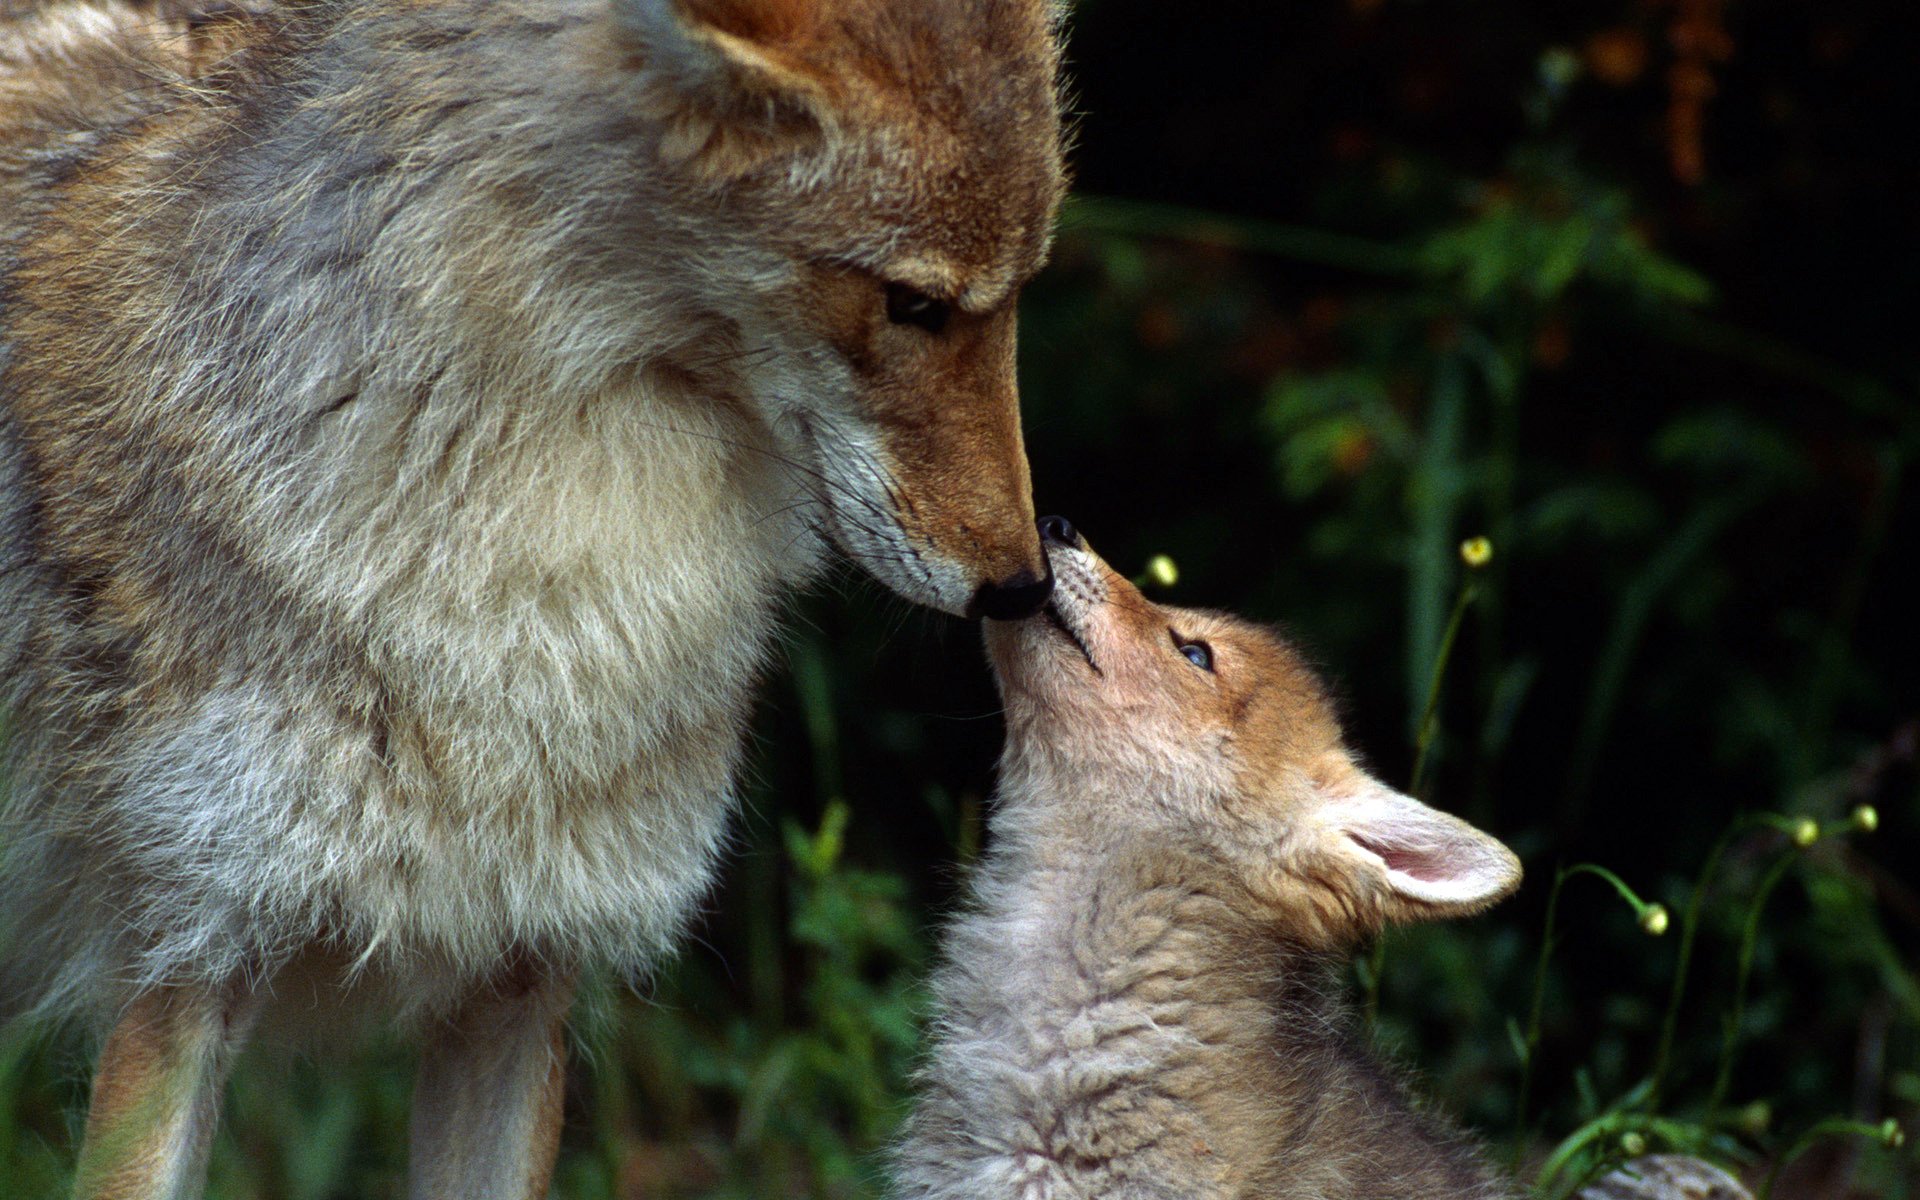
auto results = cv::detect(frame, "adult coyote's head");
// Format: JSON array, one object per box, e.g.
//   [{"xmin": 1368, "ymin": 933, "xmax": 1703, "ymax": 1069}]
[{"xmin": 617, "ymin": 0, "xmax": 1066, "ymax": 618}]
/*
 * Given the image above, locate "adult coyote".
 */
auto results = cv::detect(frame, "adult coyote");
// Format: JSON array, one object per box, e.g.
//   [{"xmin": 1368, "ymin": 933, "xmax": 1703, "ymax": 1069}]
[{"xmin": 0, "ymin": 0, "xmax": 1066, "ymax": 1194}]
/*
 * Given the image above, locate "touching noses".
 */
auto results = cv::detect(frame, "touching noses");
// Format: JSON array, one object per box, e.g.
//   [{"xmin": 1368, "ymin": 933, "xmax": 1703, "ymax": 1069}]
[
  {"xmin": 969, "ymin": 515, "xmax": 1077, "ymax": 620},
  {"xmin": 1037, "ymin": 514, "xmax": 1083, "ymax": 550}
]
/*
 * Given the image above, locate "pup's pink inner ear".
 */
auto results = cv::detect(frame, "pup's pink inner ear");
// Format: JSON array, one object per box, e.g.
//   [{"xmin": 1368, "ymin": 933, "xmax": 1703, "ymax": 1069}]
[{"xmin": 1334, "ymin": 782, "xmax": 1522, "ymax": 916}]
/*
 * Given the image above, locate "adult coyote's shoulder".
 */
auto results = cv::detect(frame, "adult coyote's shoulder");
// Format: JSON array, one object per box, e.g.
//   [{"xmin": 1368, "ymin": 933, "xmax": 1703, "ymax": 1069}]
[{"xmin": 0, "ymin": 0, "xmax": 1065, "ymax": 1192}]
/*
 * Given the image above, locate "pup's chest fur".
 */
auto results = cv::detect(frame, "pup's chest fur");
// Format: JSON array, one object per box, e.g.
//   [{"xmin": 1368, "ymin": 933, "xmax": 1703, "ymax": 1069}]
[
  {"xmin": 900, "ymin": 857, "xmax": 1272, "ymax": 1199},
  {"xmin": 897, "ymin": 848, "xmax": 1510, "ymax": 1200}
]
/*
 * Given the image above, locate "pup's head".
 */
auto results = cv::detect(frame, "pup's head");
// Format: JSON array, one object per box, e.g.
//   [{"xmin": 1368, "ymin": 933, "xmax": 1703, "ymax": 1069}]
[
  {"xmin": 984, "ymin": 522, "xmax": 1521, "ymax": 949},
  {"xmin": 613, "ymin": 0, "xmax": 1068, "ymax": 617}
]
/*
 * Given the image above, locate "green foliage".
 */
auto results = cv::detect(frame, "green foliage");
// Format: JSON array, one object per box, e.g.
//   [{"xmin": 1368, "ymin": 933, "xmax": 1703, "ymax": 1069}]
[
  {"xmin": 1416, "ymin": 163, "xmax": 1711, "ymax": 311},
  {"xmin": 617, "ymin": 807, "xmax": 921, "ymax": 1198},
  {"xmin": 0, "ymin": 1026, "xmax": 73, "ymax": 1198},
  {"xmin": 546, "ymin": 800, "xmax": 926, "ymax": 1200}
]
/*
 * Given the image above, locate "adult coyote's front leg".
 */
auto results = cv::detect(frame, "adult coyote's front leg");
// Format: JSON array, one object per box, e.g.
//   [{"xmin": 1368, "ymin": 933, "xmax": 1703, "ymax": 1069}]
[
  {"xmin": 73, "ymin": 983, "xmax": 261, "ymax": 1200},
  {"xmin": 407, "ymin": 962, "xmax": 576, "ymax": 1200}
]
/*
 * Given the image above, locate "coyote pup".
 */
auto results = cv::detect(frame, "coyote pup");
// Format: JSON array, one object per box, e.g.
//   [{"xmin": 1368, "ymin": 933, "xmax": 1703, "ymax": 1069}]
[
  {"xmin": 1, "ymin": 0, "xmax": 1064, "ymax": 1194},
  {"xmin": 898, "ymin": 519, "xmax": 1524, "ymax": 1200}
]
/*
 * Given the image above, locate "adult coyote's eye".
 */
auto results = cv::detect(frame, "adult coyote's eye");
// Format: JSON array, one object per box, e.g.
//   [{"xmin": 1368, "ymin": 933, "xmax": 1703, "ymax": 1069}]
[
  {"xmin": 885, "ymin": 283, "xmax": 950, "ymax": 334},
  {"xmin": 1171, "ymin": 630, "xmax": 1214, "ymax": 672}
]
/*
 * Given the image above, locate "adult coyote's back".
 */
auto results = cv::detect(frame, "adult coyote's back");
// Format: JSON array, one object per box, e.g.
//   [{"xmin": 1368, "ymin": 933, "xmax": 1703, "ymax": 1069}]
[{"xmin": 0, "ymin": 0, "xmax": 1066, "ymax": 1193}]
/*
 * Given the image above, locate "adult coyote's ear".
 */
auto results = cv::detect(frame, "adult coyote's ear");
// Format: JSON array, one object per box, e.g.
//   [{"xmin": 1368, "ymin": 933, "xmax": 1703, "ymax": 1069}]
[{"xmin": 616, "ymin": 0, "xmax": 835, "ymax": 175}]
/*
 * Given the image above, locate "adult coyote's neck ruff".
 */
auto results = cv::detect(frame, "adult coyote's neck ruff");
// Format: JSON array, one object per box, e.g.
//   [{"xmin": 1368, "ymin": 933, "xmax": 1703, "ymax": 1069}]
[{"xmin": 0, "ymin": 0, "xmax": 1065, "ymax": 1192}]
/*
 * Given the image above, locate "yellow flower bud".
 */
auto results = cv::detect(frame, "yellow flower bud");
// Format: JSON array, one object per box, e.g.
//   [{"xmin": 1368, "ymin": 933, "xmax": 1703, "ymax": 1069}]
[
  {"xmin": 1791, "ymin": 817, "xmax": 1820, "ymax": 848},
  {"xmin": 1144, "ymin": 554, "xmax": 1179, "ymax": 589},
  {"xmin": 1736, "ymin": 1100, "xmax": 1772, "ymax": 1135},
  {"xmin": 1618, "ymin": 1131, "xmax": 1647, "ymax": 1157},
  {"xmin": 1883, "ymin": 1118, "xmax": 1906, "ymax": 1149},
  {"xmin": 1459, "ymin": 536, "xmax": 1494, "ymax": 569},
  {"xmin": 1638, "ymin": 904, "xmax": 1670, "ymax": 937},
  {"xmin": 1851, "ymin": 805, "xmax": 1879, "ymax": 834}
]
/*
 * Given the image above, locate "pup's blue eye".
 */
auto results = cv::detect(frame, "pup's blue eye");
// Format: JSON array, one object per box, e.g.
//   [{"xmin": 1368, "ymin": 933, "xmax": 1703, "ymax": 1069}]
[
  {"xmin": 885, "ymin": 283, "xmax": 951, "ymax": 334},
  {"xmin": 1171, "ymin": 631, "xmax": 1214, "ymax": 672}
]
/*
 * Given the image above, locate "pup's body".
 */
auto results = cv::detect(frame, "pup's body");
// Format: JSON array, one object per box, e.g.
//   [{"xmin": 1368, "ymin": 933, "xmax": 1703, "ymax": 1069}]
[
  {"xmin": 0, "ymin": 0, "xmax": 1064, "ymax": 1193},
  {"xmin": 898, "ymin": 526, "xmax": 1522, "ymax": 1199}
]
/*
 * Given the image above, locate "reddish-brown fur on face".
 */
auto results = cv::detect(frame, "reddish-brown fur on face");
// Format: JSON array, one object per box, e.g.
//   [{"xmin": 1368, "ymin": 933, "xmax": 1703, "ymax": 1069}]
[
  {"xmin": 798, "ymin": 264, "xmax": 1040, "ymax": 600},
  {"xmin": 986, "ymin": 541, "xmax": 1521, "ymax": 951},
  {"xmin": 986, "ymin": 547, "xmax": 1343, "ymax": 784},
  {"xmin": 915, "ymin": 540, "xmax": 1522, "ymax": 1199},
  {"xmin": 622, "ymin": 0, "xmax": 1065, "ymax": 609}
]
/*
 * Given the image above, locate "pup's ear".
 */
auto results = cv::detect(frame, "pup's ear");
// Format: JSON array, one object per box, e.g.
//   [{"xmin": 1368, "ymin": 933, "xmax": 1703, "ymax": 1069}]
[
  {"xmin": 1320, "ymin": 772, "xmax": 1521, "ymax": 922},
  {"xmin": 615, "ymin": 0, "xmax": 832, "ymax": 176}
]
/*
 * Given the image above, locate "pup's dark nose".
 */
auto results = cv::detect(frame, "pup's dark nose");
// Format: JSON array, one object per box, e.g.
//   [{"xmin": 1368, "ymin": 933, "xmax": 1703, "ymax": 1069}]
[
  {"xmin": 1037, "ymin": 514, "xmax": 1082, "ymax": 549},
  {"xmin": 970, "ymin": 567, "xmax": 1054, "ymax": 621}
]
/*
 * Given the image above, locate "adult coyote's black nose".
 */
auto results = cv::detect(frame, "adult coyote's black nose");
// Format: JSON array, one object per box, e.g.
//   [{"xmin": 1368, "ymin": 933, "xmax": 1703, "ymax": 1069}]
[
  {"xmin": 970, "ymin": 566, "xmax": 1054, "ymax": 621},
  {"xmin": 971, "ymin": 516, "xmax": 1077, "ymax": 619}
]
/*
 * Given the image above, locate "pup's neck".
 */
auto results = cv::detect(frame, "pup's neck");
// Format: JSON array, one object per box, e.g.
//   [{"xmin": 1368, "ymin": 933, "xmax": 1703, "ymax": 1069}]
[
  {"xmin": 963, "ymin": 822, "xmax": 1315, "ymax": 1015},
  {"xmin": 912, "ymin": 802, "xmax": 1512, "ymax": 1200},
  {"xmin": 904, "ymin": 817, "xmax": 1339, "ymax": 1199}
]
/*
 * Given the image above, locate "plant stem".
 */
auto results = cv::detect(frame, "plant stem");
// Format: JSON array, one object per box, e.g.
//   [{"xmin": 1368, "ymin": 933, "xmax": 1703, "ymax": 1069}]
[
  {"xmin": 1707, "ymin": 848, "xmax": 1799, "ymax": 1123},
  {"xmin": 1512, "ymin": 864, "xmax": 1568, "ymax": 1169},
  {"xmin": 1375, "ymin": 522, "xmax": 1481, "ymax": 1022},
  {"xmin": 788, "ymin": 634, "xmax": 843, "ymax": 807},
  {"xmin": 1407, "ymin": 355, "xmax": 1470, "ymax": 742},
  {"xmin": 1792, "ymin": 451, "xmax": 1902, "ymax": 789},
  {"xmin": 1469, "ymin": 327, "xmax": 1525, "ymax": 821},
  {"xmin": 1562, "ymin": 494, "xmax": 1751, "ymax": 826},
  {"xmin": 1362, "ymin": 935, "xmax": 1387, "ymax": 1029},
  {"xmin": 1650, "ymin": 813, "xmax": 1847, "ymax": 1110},
  {"xmin": 1531, "ymin": 1112, "xmax": 1699, "ymax": 1200},
  {"xmin": 1513, "ymin": 864, "xmax": 1657, "ymax": 1170},
  {"xmin": 1555, "ymin": 863, "xmax": 1657, "ymax": 915},
  {"xmin": 1411, "ymin": 580, "xmax": 1480, "ymax": 798},
  {"xmin": 1648, "ymin": 819, "xmax": 1747, "ymax": 1109},
  {"xmin": 1759, "ymin": 1118, "xmax": 1896, "ymax": 1200}
]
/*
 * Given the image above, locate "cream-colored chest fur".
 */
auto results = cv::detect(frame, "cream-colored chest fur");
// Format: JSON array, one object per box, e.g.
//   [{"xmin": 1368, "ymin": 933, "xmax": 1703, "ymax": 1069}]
[{"xmin": 99, "ymin": 379, "xmax": 825, "ymax": 1001}]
